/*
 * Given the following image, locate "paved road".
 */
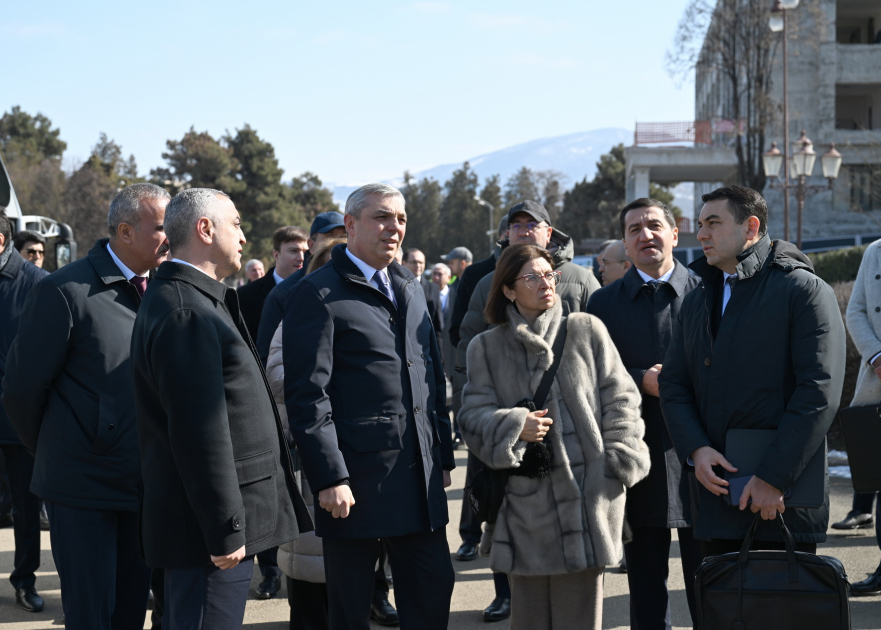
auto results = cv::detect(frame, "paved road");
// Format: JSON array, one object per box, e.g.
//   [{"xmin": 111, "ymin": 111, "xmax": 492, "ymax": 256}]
[{"xmin": 0, "ymin": 450, "xmax": 877, "ymax": 628}]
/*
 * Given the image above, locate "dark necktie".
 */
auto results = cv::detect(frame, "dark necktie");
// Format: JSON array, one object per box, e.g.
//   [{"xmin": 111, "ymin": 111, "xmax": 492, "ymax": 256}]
[
  {"xmin": 130, "ymin": 276, "xmax": 147, "ymax": 298},
  {"xmin": 373, "ymin": 270, "xmax": 395, "ymax": 305},
  {"xmin": 726, "ymin": 275, "xmax": 737, "ymax": 290}
]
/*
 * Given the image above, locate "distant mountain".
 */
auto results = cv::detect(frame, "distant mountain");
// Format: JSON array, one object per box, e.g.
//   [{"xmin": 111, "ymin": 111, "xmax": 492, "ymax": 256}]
[{"xmin": 329, "ymin": 127, "xmax": 694, "ymax": 214}]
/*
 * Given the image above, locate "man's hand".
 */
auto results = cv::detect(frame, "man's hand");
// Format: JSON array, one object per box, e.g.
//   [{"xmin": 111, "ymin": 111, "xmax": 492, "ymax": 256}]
[
  {"xmin": 642, "ymin": 364, "xmax": 663, "ymax": 397},
  {"xmin": 519, "ymin": 409, "xmax": 553, "ymax": 442},
  {"xmin": 443, "ymin": 471, "xmax": 452, "ymax": 488},
  {"xmin": 211, "ymin": 545, "xmax": 246, "ymax": 570},
  {"xmin": 318, "ymin": 484, "xmax": 355, "ymax": 519},
  {"xmin": 691, "ymin": 446, "xmax": 737, "ymax": 496},
  {"xmin": 872, "ymin": 355, "xmax": 881, "ymax": 380},
  {"xmin": 740, "ymin": 476, "xmax": 785, "ymax": 520}
]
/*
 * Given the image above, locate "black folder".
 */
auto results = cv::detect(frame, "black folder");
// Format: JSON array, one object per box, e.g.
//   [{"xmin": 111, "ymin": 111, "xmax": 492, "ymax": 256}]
[{"xmin": 723, "ymin": 429, "xmax": 826, "ymax": 509}]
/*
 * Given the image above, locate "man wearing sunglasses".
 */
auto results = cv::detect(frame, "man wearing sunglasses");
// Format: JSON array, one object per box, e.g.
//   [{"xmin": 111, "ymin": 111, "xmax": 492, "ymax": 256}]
[
  {"xmin": 13, "ymin": 231, "xmax": 47, "ymax": 269},
  {"xmin": 454, "ymin": 199, "xmax": 600, "ymax": 621}
]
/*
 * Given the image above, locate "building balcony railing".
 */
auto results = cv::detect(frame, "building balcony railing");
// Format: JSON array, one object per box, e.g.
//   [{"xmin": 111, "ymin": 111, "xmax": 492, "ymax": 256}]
[{"xmin": 634, "ymin": 120, "xmax": 745, "ymax": 147}]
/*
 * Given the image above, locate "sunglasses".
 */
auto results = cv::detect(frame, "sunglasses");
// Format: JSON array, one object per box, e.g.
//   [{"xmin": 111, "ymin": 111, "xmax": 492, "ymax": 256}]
[{"xmin": 25, "ymin": 249, "xmax": 45, "ymax": 257}]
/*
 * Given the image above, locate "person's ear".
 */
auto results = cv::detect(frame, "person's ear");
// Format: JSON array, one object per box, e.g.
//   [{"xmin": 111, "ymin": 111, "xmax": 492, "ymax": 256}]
[
  {"xmin": 671, "ymin": 226, "xmax": 679, "ymax": 248},
  {"xmin": 196, "ymin": 217, "xmax": 213, "ymax": 245},
  {"xmin": 503, "ymin": 286, "xmax": 516, "ymax": 302},
  {"xmin": 746, "ymin": 216, "xmax": 761, "ymax": 241},
  {"xmin": 272, "ymin": 250, "xmax": 280, "ymax": 263}
]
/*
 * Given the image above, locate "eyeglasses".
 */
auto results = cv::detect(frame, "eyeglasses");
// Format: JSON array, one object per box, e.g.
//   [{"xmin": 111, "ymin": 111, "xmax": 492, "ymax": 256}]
[
  {"xmin": 514, "ymin": 271, "xmax": 561, "ymax": 290},
  {"xmin": 24, "ymin": 249, "xmax": 45, "ymax": 257},
  {"xmin": 509, "ymin": 221, "xmax": 547, "ymax": 233}
]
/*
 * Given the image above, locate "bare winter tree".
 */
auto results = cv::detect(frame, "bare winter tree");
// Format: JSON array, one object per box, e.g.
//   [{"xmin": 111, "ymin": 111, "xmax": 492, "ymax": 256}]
[{"xmin": 667, "ymin": 0, "xmax": 779, "ymax": 191}]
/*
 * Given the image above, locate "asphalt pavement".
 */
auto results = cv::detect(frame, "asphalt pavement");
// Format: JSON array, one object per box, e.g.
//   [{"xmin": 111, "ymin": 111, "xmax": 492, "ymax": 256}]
[{"xmin": 0, "ymin": 449, "xmax": 877, "ymax": 629}]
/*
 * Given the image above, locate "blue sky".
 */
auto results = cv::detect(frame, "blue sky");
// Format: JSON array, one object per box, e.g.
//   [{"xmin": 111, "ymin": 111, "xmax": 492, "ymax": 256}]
[{"xmin": 4, "ymin": 0, "xmax": 696, "ymax": 186}]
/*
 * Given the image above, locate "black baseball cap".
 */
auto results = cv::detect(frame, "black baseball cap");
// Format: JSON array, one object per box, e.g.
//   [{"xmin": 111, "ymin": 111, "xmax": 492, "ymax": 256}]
[
  {"xmin": 507, "ymin": 200, "xmax": 551, "ymax": 226},
  {"xmin": 310, "ymin": 211, "xmax": 345, "ymax": 236}
]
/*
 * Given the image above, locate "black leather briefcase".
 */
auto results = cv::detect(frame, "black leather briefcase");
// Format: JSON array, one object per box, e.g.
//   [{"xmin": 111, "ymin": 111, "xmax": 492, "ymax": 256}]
[
  {"xmin": 695, "ymin": 515, "xmax": 851, "ymax": 630},
  {"xmin": 840, "ymin": 403, "xmax": 881, "ymax": 493}
]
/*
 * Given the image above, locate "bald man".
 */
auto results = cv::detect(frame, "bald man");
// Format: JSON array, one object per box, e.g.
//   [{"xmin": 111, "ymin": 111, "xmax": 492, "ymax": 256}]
[{"xmin": 598, "ymin": 240, "xmax": 631, "ymax": 286}]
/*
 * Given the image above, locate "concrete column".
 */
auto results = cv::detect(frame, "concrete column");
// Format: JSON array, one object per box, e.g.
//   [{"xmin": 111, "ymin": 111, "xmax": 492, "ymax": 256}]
[{"xmin": 633, "ymin": 167, "xmax": 651, "ymax": 200}]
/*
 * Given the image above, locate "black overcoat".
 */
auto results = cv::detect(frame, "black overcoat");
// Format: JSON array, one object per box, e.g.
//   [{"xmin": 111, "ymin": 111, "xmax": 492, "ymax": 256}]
[
  {"xmin": 283, "ymin": 245, "xmax": 455, "ymax": 539},
  {"xmin": 587, "ymin": 260, "xmax": 701, "ymax": 528},
  {"xmin": 237, "ymin": 266, "xmax": 277, "ymax": 343},
  {"xmin": 131, "ymin": 262, "xmax": 311, "ymax": 567},
  {"xmin": 1, "ymin": 240, "xmax": 144, "ymax": 510},
  {"xmin": 659, "ymin": 236, "xmax": 846, "ymax": 543},
  {"xmin": 0, "ymin": 249, "xmax": 48, "ymax": 445}
]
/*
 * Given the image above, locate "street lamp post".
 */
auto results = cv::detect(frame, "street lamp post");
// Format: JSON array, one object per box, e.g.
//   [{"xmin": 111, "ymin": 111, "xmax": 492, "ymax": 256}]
[
  {"xmin": 769, "ymin": 0, "xmax": 797, "ymax": 240},
  {"xmin": 474, "ymin": 196, "xmax": 496, "ymax": 255},
  {"xmin": 763, "ymin": 131, "xmax": 844, "ymax": 248}
]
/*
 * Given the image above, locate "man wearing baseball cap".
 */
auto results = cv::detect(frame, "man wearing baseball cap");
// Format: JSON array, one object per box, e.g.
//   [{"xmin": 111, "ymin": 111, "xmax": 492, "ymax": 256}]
[{"xmin": 256, "ymin": 212, "xmax": 346, "ymax": 365}]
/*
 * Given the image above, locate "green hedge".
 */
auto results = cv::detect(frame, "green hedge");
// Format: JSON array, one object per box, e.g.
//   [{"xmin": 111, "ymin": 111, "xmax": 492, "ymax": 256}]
[{"xmin": 809, "ymin": 246, "xmax": 867, "ymax": 284}]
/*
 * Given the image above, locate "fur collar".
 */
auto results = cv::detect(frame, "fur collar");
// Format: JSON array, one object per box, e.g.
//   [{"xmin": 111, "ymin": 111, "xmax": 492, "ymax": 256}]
[{"xmin": 505, "ymin": 301, "xmax": 562, "ymax": 372}]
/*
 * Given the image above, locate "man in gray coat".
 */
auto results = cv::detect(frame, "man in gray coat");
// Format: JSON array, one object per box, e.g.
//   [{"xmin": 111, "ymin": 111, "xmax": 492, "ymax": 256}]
[
  {"xmin": 660, "ymin": 186, "xmax": 845, "ymax": 557},
  {"xmin": 2, "ymin": 184, "xmax": 170, "ymax": 628}
]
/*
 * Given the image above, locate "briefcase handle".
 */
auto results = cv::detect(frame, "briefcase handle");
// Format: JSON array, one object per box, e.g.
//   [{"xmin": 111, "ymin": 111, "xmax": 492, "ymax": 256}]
[{"xmin": 737, "ymin": 513, "xmax": 799, "ymax": 583}]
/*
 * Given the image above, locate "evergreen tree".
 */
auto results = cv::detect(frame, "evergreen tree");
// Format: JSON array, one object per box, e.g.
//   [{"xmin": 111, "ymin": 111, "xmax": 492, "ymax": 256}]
[
  {"xmin": 439, "ymin": 162, "xmax": 485, "ymax": 260},
  {"xmin": 150, "ymin": 127, "xmax": 245, "ymax": 196},
  {"xmin": 289, "ymin": 172, "xmax": 338, "ymax": 224},
  {"xmin": 401, "ymin": 172, "xmax": 443, "ymax": 260},
  {"xmin": 477, "ymin": 174, "xmax": 504, "ymax": 257},
  {"xmin": 503, "ymin": 167, "xmax": 540, "ymax": 210}
]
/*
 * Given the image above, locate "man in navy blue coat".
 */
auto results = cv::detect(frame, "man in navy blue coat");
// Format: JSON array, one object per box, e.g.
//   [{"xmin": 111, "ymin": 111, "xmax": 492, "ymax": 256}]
[
  {"xmin": 0, "ymin": 208, "xmax": 48, "ymax": 612},
  {"xmin": 283, "ymin": 183, "xmax": 455, "ymax": 629}
]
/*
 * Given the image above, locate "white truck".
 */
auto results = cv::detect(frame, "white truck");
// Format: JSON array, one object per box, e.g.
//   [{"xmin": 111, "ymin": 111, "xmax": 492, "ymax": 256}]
[{"xmin": 0, "ymin": 152, "xmax": 76, "ymax": 268}]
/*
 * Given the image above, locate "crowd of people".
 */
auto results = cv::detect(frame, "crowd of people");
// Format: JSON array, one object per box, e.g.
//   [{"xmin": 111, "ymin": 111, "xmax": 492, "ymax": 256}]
[{"xmin": 0, "ymin": 178, "xmax": 875, "ymax": 630}]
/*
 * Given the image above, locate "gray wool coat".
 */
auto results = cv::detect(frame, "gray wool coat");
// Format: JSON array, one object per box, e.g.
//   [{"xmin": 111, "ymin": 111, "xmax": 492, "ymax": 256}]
[
  {"xmin": 459, "ymin": 302, "xmax": 650, "ymax": 576},
  {"xmin": 846, "ymin": 239, "xmax": 881, "ymax": 406}
]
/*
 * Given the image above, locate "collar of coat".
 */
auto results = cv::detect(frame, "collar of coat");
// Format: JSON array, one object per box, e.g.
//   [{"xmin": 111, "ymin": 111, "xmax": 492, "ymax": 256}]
[
  {"xmin": 88, "ymin": 238, "xmax": 135, "ymax": 286},
  {"xmin": 689, "ymin": 234, "xmax": 813, "ymax": 286},
  {"xmin": 154, "ymin": 260, "xmax": 231, "ymax": 303},
  {"xmin": 622, "ymin": 258, "xmax": 692, "ymax": 301},
  {"xmin": 329, "ymin": 243, "xmax": 417, "ymax": 305},
  {"xmin": 505, "ymin": 300, "xmax": 563, "ymax": 372},
  {"xmin": 0, "ymin": 245, "xmax": 19, "ymax": 278}
]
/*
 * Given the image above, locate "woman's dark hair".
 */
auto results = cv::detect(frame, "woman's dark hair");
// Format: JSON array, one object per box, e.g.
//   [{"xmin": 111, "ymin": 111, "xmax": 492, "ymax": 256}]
[
  {"xmin": 485, "ymin": 242, "xmax": 555, "ymax": 325},
  {"xmin": 701, "ymin": 186, "xmax": 768, "ymax": 236},
  {"xmin": 306, "ymin": 237, "xmax": 346, "ymax": 275}
]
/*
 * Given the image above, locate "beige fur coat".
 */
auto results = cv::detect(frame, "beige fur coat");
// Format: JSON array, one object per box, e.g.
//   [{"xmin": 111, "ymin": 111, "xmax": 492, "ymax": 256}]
[{"xmin": 459, "ymin": 302, "xmax": 649, "ymax": 576}]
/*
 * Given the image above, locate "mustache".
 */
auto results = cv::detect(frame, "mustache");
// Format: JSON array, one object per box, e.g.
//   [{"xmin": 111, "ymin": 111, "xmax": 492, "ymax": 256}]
[{"xmin": 158, "ymin": 244, "xmax": 170, "ymax": 256}]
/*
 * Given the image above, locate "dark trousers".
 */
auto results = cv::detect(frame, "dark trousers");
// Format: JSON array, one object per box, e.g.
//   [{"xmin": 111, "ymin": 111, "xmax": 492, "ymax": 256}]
[
  {"xmin": 45, "ymin": 500, "xmax": 151, "ymax": 630},
  {"xmin": 0, "ymin": 445, "xmax": 41, "ymax": 590},
  {"xmin": 625, "ymin": 526, "xmax": 701, "ymax": 630},
  {"xmin": 853, "ymin": 492, "xmax": 881, "ymax": 551},
  {"xmin": 289, "ymin": 577, "xmax": 329, "ymax": 630},
  {"xmin": 323, "ymin": 527, "xmax": 455, "ymax": 630},
  {"xmin": 700, "ymin": 537, "xmax": 817, "ymax": 558},
  {"xmin": 163, "ymin": 558, "xmax": 253, "ymax": 630},
  {"xmin": 152, "ymin": 569, "xmax": 164, "ymax": 629},
  {"xmin": 458, "ymin": 451, "xmax": 483, "ymax": 544},
  {"xmin": 257, "ymin": 546, "xmax": 283, "ymax": 578}
]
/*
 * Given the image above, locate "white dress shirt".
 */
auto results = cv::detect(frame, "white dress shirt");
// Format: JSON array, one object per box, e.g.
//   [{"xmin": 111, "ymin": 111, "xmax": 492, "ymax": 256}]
[
  {"xmin": 439, "ymin": 284, "xmax": 450, "ymax": 311},
  {"xmin": 106, "ymin": 243, "xmax": 147, "ymax": 280},
  {"xmin": 273, "ymin": 269, "xmax": 284, "ymax": 285},
  {"xmin": 344, "ymin": 247, "xmax": 396, "ymax": 307},
  {"xmin": 636, "ymin": 266, "xmax": 675, "ymax": 285}
]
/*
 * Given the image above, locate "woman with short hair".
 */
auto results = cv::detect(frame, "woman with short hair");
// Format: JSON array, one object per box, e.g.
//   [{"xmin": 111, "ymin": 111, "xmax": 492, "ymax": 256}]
[{"xmin": 459, "ymin": 242, "xmax": 650, "ymax": 630}]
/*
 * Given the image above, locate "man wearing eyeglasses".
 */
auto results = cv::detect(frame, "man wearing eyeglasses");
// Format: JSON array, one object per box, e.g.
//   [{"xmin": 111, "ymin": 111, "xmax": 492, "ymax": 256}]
[
  {"xmin": 13, "ymin": 231, "xmax": 47, "ymax": 269},
  {"xmin": 454, "ymin": 199, "xmax": 600, "ymax": 621}
]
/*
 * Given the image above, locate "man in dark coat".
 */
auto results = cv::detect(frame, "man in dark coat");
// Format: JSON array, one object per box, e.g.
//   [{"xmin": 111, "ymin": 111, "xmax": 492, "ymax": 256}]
[
  {"xmin": 131, "ymin": 188, "xmax": 311, "ymax": 628},
  {"xmin": 284, "ymin": 183, "xmax": 455, "ymax": 630},
  {"xmin": 0, "ymin": 208, "xmax": 49, "ymax": 612},
  {"xmin": 659, "ymin": 186, "xmax": 846, "ymax": 557},
  {"xmin": 587, "ymin": 198, "xmax": 702, "ymax": 629},
  {"xmin": 403, "ymin": 248, "xmax": 444, "ymax": 351},
  {"xmin": 237, "ymin": 226, "xmax": 308, "ymax": 343},
  {"xmin": 255, "ymin": 211, "xmax": 346, "ymax": 365},
  {"xmin": 2, "ymin": 184, "xmax": 170, "ymax": 627}
]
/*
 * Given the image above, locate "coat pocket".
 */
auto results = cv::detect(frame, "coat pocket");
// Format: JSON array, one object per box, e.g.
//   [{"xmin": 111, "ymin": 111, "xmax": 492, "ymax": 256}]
[
  {"xmin": 92, "ymin": 395, "xmax": 122, "ymax": 455},
  {"xmin": 236, "ymin": 450, "xmax": 279, "ymax": 543},
  {"xmin": 335, "ymin": 416, "xmax": 403, "ymax": 453}
]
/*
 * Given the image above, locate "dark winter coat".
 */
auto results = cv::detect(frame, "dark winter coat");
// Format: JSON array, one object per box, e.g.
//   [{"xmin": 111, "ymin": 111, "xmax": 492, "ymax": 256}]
[
  {"xmin": 0, "ymin": 248, "xmax": 49, "ymax": 445},
  {"xmin": 422, "ymin": 277, "xmax": 444, "ymax": 352},
  {"xmin": 256, "ymin": 265, "xmax": 307, "ymax": 365},
  {"xmin": 283, "ymin": 244, "xmax": 454, "ymax": 539},
  {"xmin": 236, "ymin": 266, "xmax": 278, "ymax": 343},
  {"xmin": 659, "ymin": 236, "xmax": 846, "ymax": 543},
  {"xmin": 1, "ymin": 240, "xmax": 145, "ymax": 511},
  {"xmin": 587, "ymin": 260, "xmax": 701, "ymax": 528},
  {"xmin": 131, "ymin": 261, "xmax": 311, "ymax": 567}
]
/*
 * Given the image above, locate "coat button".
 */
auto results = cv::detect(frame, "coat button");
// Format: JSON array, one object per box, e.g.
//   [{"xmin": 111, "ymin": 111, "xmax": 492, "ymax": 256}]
[
  {"xmin": 233, "ymin": 518, "xmax": 241, "ymax": 529},
  {"xmin": 876, "ymin": 275, "xmax": 880, "ymax": 280},
  {"xmin": 704, "ymin": 358, "xmax": 711, "ymax": 366},
  {"xmin": 876, "ymin": 307, "xmax": 880, "ymax": 313},
  {"xmin": 407, "ymin": 359, "xmax": 413, "ymax": 367},
  {"xmin": 108, "ymin": 424, "xmax": 115, "ymax": 430},
  {"xmin": 413, "ymin": 407, "xmax": 420, "ymax": 414},
  {"xmin": 389, "ymin": 317, "xmax": 395, "ymax": 324}
]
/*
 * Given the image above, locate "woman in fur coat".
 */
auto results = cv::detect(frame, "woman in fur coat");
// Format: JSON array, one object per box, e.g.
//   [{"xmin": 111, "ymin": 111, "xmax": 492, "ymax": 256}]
[{"xmin": 459, "ymin": 243, "xmax": 650, "ymax": 630}]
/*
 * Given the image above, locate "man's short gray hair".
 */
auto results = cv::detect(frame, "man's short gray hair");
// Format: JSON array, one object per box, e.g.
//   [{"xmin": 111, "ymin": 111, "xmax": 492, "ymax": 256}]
[
  {"xmin": 433, "ymin": 262, "xmax": 451, "ymax": 276},
  {"xmin": 164, "ymin": 188, "xmax": 230, "ymax": 251},
  {"xmin": 107, "ymin": 183, "xmax": 171, "ymax": 237},
  {"xmin": 345, "ymin": 183, "xmax": 404, "ymax": 219}
]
